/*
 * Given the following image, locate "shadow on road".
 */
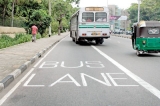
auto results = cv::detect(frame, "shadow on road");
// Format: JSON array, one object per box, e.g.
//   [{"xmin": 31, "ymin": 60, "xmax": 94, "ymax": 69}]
[
  {"xmin": 78, "ymin": 41, "xmax": 106, "ymax": 46},
  {"xmin": 130, "ymin": 52, "xmax": 160, "ymax": 57}
]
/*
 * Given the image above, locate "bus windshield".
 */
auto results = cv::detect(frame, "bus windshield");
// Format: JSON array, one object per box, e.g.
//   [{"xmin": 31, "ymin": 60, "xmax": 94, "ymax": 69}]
[
  {"xmin": 82, "ymin": 12, "xmax": 94, "ymax": 22},
  {"xmin": 95, "ymin": 12, "xmax": 107, "ymax": 22}
]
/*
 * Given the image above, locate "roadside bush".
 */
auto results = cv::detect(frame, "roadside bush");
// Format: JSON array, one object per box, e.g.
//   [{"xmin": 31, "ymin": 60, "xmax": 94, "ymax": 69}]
[
  {"xmin": 0, "ymin": 33, "xmax": 32, "ymax": 49},
  {"xmin": 0, "ymin": 35, "xmax": 13, "ymax": 49},
  {"xmin": 36, "ymin": 33, "xmax": 41, "ymax": 39},
  {"xmin": 0, "ymin": 33, "xmax": 45, "ymax": 49},
  {"xmin": 14, "ymin": 33, "xmax": 31, "ymax": 44}
]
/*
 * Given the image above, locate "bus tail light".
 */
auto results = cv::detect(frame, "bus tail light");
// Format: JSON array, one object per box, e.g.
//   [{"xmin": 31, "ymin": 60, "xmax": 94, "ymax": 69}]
[
  {"xmin": 82, "ymin": 33, "xmax": 86, "ymax": 36},
  {"xmin": 102, "ymin": 33, "xmax": 107, "ymax": 36}
]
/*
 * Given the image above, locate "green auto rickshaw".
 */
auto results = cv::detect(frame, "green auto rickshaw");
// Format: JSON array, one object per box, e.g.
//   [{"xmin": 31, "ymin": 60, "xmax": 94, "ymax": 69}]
[{"xmin": 131, "ymin": 21, "xmax": 160, "ymax": 56}]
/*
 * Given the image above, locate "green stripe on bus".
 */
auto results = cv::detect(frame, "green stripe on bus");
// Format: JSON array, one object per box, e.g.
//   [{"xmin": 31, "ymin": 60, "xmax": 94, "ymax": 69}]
[
  {"xmin": 79, "ymin": 25, "xmax": 110, "ymax": 28},
  {"xmin": 96, "ymin": 25, "xmax": 110, "ymax": 28},
  {"xmin": 79, "ymin": 25, "xmax": 94, "ymax": 28}
]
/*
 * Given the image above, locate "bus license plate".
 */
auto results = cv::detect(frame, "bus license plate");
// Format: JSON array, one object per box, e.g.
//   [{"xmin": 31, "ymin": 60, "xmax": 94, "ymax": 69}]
[{"xmin": 92, "ymin": 32, "xmax": 101, "ymax": 35}]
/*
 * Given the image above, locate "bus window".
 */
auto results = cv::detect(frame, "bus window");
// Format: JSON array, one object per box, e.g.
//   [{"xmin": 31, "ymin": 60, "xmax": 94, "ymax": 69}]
[
  {"xmin": 82, "ymin": 12, "xmax": 94, "ymax": 22},
  {"xmin": 95, "ymin": 12, "xmax": 107, "ymax": 22}
]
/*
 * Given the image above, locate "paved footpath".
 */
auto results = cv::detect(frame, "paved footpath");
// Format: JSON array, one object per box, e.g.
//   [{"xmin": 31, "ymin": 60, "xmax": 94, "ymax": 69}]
[{"xmin": 0, "ymin": 32, "xmax": 69, "ymax": 92}]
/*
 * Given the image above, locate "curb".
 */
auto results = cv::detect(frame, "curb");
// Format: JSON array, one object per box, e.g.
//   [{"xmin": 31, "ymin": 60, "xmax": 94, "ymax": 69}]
[
  {"xmin": 0, "ymin": 35, "xmax": 67, "ymax": 92},
  {"xmin": 112, "ymin": 34, "xmax": 131, "ymax": 39}
]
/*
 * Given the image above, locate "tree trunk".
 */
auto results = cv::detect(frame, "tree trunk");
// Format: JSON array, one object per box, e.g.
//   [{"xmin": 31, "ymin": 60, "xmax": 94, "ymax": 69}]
[
  {"xmin": 11, "ymin": 0, "xmax": 15, "ymax": 27},
  {"xmin": 2, "ymin": 6, "xmax": 6, "ymax": 26},
  {"xmin": 58, "ymin": 20, "xmax": 62, "ymax": 35}
]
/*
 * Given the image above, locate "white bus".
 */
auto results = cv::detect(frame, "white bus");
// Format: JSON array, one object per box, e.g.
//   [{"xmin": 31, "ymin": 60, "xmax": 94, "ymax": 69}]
[{"xmin": 70, "ymin": 6, "xmax": 110, "ymax": 44}]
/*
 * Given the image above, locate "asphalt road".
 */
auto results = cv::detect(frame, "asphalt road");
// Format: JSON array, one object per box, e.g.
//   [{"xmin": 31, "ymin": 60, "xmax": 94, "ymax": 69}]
[{"xmin": 0, "ymin": 35, "xmax": 160, "ymax": 106}]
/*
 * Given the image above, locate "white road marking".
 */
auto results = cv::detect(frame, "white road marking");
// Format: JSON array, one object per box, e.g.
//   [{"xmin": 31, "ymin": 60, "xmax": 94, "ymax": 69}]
[
  {"xmin": 106, "ymin": 73, "xmax": 139, "ymax": 86},
  {"xmin": 61, "ymin": 61, "xmax": 83, "ymax": 68},
  {"xmin": 0, "ymin": 68, "xmax": 34, "ymax": 105},
  {"xmin": 34, "ymin": 35, "xmax": 67, "ymax": 68},
  {"xmin": 0, "ymin": 35, "xmax": 67, "ymax": 105},
  {"xmin": 23, "ymin": 74, "xmax": 45, "ymax": 87},
  {"xmin": 81, "ymin": 73, "xmax": 111, "ymax": 86},
  {"xmin": 39, "ymin": 61, "xmax": 105, "ymax": 68},
  {"xmin": 85, "ymin": 61, "xmax": 105, "ymax": 68},
  {"xmin": 92, "ymin": 45, "xmax": 160, "ymax": 99},
  {"xmin": 39, "ymin": 61, "xmax": 59, "ymax": 68},
  {"xmin": 49, "ymin": 74, "xmax": 81, "ymax": 87}
]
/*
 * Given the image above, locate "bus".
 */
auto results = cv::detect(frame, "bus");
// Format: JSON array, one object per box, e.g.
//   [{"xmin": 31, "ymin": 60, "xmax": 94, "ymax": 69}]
[{"xmin": 70, "ymin": 6, "xmax": 110, "ymax": 44}]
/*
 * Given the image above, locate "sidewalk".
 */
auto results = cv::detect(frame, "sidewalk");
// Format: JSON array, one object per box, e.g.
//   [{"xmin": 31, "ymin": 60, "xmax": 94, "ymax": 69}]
[{"xmin": 0, "ymin": 32, "xmax": 69, "ymax": 92}]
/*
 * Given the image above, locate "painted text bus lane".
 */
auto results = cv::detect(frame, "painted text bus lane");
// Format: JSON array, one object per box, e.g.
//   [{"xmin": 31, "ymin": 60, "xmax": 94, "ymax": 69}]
[{"xmin": 23, "ymin": 61, "xmax": 139, "ymax": 87}]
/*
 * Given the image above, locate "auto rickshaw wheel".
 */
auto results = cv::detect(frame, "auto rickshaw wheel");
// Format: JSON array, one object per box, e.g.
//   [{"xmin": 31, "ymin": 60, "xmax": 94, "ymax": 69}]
[
  {"xmin": 136, "ymin": 50, "xmax": 143, "ymax": 56},
  {"xmin": 136, "ymin": 50, "xmax": 140, "ymax": 56}
]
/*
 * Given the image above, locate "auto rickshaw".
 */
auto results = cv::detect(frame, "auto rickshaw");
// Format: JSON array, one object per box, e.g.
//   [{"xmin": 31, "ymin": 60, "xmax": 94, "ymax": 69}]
[{"xmin": 131, "ymin": 21, "xmax": 160, "ymax": 56}]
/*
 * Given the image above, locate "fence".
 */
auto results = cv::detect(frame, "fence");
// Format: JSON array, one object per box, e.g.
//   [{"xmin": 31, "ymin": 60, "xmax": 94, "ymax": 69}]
[{"xmin": 0, "ymin": 17, "xmax": 25, "ymax": 27}]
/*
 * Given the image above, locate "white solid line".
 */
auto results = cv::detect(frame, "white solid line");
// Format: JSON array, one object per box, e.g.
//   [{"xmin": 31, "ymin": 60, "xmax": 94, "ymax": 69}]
[
  {"xmin": 34, "ymin": 35, "xmax": 68, "ymax": 68},
  {"xmin": 0, "ymin": 68, "xmax": 34, "ymax": 105},
  {"xmin": 92, "ymin": 45, "xmax": 160, "ymax": 99},
  {"xmin": 23, "ymin": 74, "xmax": 44, "ymax": 87}
]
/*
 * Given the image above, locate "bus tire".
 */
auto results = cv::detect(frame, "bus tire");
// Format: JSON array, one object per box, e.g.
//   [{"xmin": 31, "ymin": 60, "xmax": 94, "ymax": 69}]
[
  {"xmin": 72, "ymin": 38, "xmax": 75, "ymax": 42},
  {"xmin": 70, "ymin": 31, "xmax": 72, "ymax": 37},
  {"xmin": 96, "ymin": 40, "xmax": 99, "ymax": 44},
  {"xmin": 99, "ymin": 38, "xmax": 104, "ymax": 44},
  {"xmin": 75, "ymin": 32, "xmax": 79, "ymax": 44},
  {"xmin": 75, "ymin": 38, "xmax": 79, "ymax": 44}
]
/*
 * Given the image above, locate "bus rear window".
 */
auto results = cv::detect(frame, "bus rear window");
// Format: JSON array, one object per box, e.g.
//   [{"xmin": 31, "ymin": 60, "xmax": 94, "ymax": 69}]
[
  {"xmin": 82, "ymin": 12, "xmax": 94, "ymax": 22},
  {"xmin": 95, "ymin": 12, "xmax": 107, "ymax": 22}
]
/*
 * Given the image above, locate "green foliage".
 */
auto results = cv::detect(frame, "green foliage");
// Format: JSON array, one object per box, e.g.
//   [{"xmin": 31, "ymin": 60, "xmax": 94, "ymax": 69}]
[
  {"xmin": 62, "ymin": 18, "xmax": 69, "ymax": 32},
  {"xmin": 36, "ymin": 33, "xmax": 41, "ymax": 39},
  {"xmin": 51, "ymin": 20, "xmax": 59, "ymax": 33},
  {"xmin": 127, "ymin": 3, "xmax": 138, "ymax": 24},
  {"xmin": 128, "ymin": 0, "xmax": 160, "ymax": 25},
  {"xmin": 27, "ymin": 9, "xmax": 51, "ymax": 37},
  {"xmin": 0, "ymin": 0, "xmax": 12, "ymax": 26},
  {"xmin": 0, "ymin": 0, "xmax": 78, "ymax": 35},
  {"xmin": 51, "ymin": 0, "xmax": 78, "ymax": 35},
  {"xmin": 0, "ymin": 33, "xmax": 31, "ymax": 49}
]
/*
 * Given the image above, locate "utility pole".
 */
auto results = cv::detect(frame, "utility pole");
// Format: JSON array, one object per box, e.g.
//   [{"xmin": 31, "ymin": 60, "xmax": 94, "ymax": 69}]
[
  {"xmin": 49, "ymin": 0, "xmax": 51, "ymax": 37},
  {"xmin": 137, "ymin": 0, "xmax": 141, "ymax": 22}
]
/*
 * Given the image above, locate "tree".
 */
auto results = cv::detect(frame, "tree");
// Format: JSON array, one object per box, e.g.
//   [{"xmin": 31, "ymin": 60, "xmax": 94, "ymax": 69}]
[
  {"xmin": 52, "ymin": 0, "xmax": 69, "ymax": 35},
  {"xmin": 128, "ymin": 0, "xmax": 160, "ymax": 26},
  {"xmin": 11, "ymin": 0, "xmax": 15, "ymax": 27},
  {"xmin": 127, "ymin": 3, "xmax": 138, "ymax": 24},
  {"xmin": 29, "ymin": 9, "xmax": 51, "ymax": 36},
  {"xmin": 0, "ymin": 0, "xmax": 79, "ymax": 35},
  {"xmin": 0, "ymin": 0, "xmax": 12, "ymax": 26},
  {"xmin": 51, "ymin": 0, "xmax": 79, "ymax": 35}
]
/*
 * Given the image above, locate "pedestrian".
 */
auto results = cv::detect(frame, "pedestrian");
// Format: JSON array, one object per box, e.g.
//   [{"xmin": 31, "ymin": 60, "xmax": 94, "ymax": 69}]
[{"xmin": 31, "ymin": 24, "xmax": 38, "ymax": 42}]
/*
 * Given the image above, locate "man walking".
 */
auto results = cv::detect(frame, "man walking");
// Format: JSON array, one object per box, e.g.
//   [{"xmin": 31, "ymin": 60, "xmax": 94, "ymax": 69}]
[{"xmin": 31, "ymin": 24, "xmax": 38, "ymax": 42}]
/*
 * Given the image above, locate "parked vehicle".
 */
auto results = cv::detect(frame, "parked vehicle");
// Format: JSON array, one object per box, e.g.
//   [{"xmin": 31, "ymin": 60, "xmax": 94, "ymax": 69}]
[
  {"xmin": 114, "ymin": 29, "xmax": 123, "ymax": 34},
  {"xmin": 131, "ymin": 21, "xmax": 160, "ymax": 56},
  {"xmin": 114, "ymin": 29, "xmax": 119, "ymax": 34},
  {"xmin": 126, "ymin": 31, "xmax": 132, "ymax": 35}
]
